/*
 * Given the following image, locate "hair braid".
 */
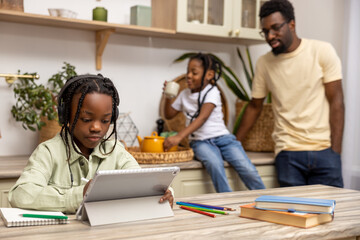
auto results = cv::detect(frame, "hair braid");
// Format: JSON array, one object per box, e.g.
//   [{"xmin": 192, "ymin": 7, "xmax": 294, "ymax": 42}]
[
  {"xmin": 58, "ymin": 75, "xmax": 120, "ymax": 161},
  {"xmin": 187, "ymin": 53, "xmax": 222, "ymax": 123}
]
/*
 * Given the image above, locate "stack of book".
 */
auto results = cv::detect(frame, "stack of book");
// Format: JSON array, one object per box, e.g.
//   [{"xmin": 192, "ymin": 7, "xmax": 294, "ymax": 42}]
[{"xmin": 240, "ymin": 195, "xmax": 336, "ymax": 228}]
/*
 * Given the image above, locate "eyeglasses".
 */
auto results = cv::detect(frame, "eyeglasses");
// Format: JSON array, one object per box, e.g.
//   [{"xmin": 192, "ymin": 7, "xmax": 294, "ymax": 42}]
[{"xmin": 259, "ymin": 21, "xmax": 287, "ymax": 38}]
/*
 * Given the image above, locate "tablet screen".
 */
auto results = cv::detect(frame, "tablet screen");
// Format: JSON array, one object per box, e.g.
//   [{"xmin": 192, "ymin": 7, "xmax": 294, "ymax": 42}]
[{"xmin": 83, "ymin": 167, "xmax": 180, "ymax": 203}]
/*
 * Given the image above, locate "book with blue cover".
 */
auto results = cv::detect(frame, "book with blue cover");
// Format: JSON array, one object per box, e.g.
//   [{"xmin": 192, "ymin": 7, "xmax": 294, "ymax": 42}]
[
  {"xmin": 240, "ymin": 203, "xmax": 333, "ymax": 228},
  {"xmin": 255, "ymin": 195, "xmax": 336, "ymax": 214}
]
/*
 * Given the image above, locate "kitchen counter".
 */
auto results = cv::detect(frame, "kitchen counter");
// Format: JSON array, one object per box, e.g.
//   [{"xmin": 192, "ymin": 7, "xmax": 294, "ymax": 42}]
[
  {"xmin": 0, "ymin": 152, "xmax": 274, "ymax": 179},
  {"xmin": 0, "ymin": 152, "xmax": 276, "ymax": 205}
]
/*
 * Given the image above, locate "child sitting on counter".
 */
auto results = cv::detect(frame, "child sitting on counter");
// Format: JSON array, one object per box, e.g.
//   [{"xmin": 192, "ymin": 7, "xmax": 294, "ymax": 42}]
[
  {"xmin": 163, "ymin": 53, "xmax": 265, "ymax": 192},
  {"xmin": 9, "ymin": 74, "xmax": 173, "ymax": 213}
]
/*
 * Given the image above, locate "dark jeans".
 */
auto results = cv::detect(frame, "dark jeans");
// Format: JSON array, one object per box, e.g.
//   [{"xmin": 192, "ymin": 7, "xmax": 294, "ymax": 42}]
[{"xmin": 275, "ymin": 147, "xmax": 344, "ymax": 188}]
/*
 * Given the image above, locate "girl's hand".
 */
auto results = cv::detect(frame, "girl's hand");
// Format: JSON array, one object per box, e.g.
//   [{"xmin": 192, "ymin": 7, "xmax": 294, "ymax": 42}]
[
  {"xmin": 82, "ymin": 179, "xmax": 92, "ymax": 197},
  {"xmin": 162, "ymin": 81, "xmax": 168, "ymax": 94},
  {"xmin": 159, "ymin": 189, "xmax": 174, "ymax": 208},
  {"xmin": 163, "ymin": 135, "xmax": 181, "ymax": 151}
]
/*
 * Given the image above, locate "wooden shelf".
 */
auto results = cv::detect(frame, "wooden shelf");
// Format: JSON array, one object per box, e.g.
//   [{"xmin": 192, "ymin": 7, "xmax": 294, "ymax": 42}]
[
  {"xmin": 0, "ymin": 9, "xmax": 176, "ymax": 37},
  {"xmin": 0, "ymin": 9, "xmax": 264, "ymax": 70}
]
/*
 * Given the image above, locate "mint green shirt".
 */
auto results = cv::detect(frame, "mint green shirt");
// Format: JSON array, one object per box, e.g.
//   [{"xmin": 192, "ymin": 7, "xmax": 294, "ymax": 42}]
[{"xmin": 8, "ymin": 134, "xmax": 140, "ymax": 213}]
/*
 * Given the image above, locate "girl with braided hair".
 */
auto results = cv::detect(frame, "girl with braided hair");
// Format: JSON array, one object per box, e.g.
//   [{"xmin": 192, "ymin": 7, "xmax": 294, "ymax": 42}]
[
  {"xmin": 163, "ymin": 53, "xmax": 265, "ymax": 192},
  {"xmin": 9, "ymin": 74, "xmax": 173, "ymax": 213}
]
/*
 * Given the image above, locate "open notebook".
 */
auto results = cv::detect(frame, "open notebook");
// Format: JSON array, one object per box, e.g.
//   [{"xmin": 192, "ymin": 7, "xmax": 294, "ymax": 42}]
[{"xmin": 0, "ymin": 208, "xmax": 68, "ymax": 227}]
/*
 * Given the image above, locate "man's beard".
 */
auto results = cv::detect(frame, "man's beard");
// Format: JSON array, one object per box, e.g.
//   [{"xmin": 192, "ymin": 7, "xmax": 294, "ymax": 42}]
[
  {"xmin": 272, "ymin": 41, "xmax": 287, "ymax": 55},
  {"xmin": 271, "ymin": 34, "xmax": 293, "ymax": 55}
]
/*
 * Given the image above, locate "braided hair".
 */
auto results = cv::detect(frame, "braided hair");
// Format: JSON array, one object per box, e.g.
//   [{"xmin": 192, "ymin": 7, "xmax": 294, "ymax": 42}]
[
  {"xmin": 187, "ymin": 53, "xmax": 222, "ymax": 123},
  {"xmin": 259, "ymin": 0, "xmax": 295, "ymax": 22},
  {"xmin": 58, "ymin": 74, "xmax": 120, "ymax": 161}
]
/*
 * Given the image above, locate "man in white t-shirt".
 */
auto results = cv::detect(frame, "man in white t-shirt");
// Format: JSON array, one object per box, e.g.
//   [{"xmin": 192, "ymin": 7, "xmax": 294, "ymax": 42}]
[{"xmin": 236, "ymin": 0, "xmax": 344, "ymax": 188}]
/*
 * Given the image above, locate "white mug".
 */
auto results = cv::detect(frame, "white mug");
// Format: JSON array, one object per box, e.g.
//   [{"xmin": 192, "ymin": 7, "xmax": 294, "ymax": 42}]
[{"xmin": 164, "ymin": 81, "xmax": 180, "ymax": 98}]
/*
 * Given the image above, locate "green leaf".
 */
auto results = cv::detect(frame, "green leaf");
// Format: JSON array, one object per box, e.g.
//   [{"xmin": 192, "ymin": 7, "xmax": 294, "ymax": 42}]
[
  {"xmin": 222, "ymin": 72, "xmax": 249, "ymax": 101},
  {"xmin": 237, "ymin": 47, "xmax": 252, "ymax": 90},
  {"xmin": 222, "ymin": 65, "xmax": 249, "ymax": 100},
  {"xmin": 173, "ymin": 53, "xmax": 197, "ymax": 63},
  {"xmin": 28, "ymin": 125, "xmax": 36, "ymax": 131},
  {"xmin": 25, "ymin": 114, "xmax": 33, "ymax": 122},
  {"xmin": 246, "ymin": 47, "xmax": 254, "ymax": 80},
  {"xmin": 232, "ymin": 101, "xmax": 249, "ymax": 134},
  {"xmin": 10, "ymin": 62, "xmax": 77, "ymax": 132},
  {"xmin": 266, "ymin": 92, "xmax": 272, "ymax": 103}
]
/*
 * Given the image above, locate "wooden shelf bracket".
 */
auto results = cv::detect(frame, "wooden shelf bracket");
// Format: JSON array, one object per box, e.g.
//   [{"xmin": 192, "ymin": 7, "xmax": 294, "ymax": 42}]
[{"xmin": 96, "ymin": 29, "xmax": 115, "ymax": 70}]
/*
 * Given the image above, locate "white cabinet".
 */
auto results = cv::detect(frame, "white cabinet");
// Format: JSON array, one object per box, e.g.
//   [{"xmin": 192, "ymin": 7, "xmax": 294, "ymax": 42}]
[
  {"xmin": 232, "ymin": 0, "xmax": 268, "ymax": 39},
  {"xmin": 152, "ymin": 0, "xmax": 267, "ymax": 41},
  {"xmin": 171, "ymin": 165, "xmax": 279, "ymax": 197},
  {"xmin": 176, "ymin": 0, "xmax": 233, "ymax": 37}
]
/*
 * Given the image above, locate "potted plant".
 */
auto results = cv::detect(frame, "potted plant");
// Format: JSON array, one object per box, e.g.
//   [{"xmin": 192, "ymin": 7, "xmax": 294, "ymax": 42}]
[
  {"xmin": 10, "ymin": 62, "xmax": 77, "ymax": 142},
  {"xmin": 174, "ymin": 48, "xmax": 274, "ymax": 152}
]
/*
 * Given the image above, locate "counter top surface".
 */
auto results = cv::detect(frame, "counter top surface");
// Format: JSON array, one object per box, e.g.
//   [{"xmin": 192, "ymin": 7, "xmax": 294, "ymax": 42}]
[
  {"xmin": 1, "ymin": 185, "xmax": 359, "ymax": 240},
  {"xmin": 0, "ymin": 152, "xmax": 274, "ymax": 179}
]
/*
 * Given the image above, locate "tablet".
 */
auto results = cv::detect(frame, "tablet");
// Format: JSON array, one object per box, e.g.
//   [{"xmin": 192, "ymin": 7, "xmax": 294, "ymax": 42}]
[
  {"xmin": 76, "ymin": 167, "xmax": 180, "ymax": 225},
  {"xmin": 82, "ymin": 166, "xmax": 180, "ymax": 203}
]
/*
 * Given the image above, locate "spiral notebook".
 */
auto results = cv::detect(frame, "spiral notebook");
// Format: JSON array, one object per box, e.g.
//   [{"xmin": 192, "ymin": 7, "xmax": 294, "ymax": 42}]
[{"xmin": 0, "ymin": 208, "xmax": 69, "ymax": 227}]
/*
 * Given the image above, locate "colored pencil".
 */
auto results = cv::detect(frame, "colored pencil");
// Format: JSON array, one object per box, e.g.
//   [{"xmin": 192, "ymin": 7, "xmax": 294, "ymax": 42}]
[
  {"xmin": 23, "ymin": 214, "xmax": 68, "ymax": 220},
  {"xmin": 180, "ymin": 206, "xmax": 216, "ymax": 218},
  {"xmin": 183, "ymin": 206, "xmax": 229, "ymax": 215},
  {"xmin": 176, "ymin": 202, "xmax": 214, "ymax": 210},
  {"xmin": 177, "ymin": 201, "xmax": 236, "ymax": 211}
]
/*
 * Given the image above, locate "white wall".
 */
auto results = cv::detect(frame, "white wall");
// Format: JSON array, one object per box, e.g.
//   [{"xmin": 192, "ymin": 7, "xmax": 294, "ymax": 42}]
[
  {"xmin": 0, "ymin": 0, "xmax": 346, "ymax": 156},
  {"xmin": 292, "ymin": 0, "xmax": 344, "ymax": 57},
  {"xmin": 0, "ymin": 0, "xmax": 240, "ymax": 155},
  {"xmin": 341, "ymin": 0, "xmax": 360, "ymax": 190}
]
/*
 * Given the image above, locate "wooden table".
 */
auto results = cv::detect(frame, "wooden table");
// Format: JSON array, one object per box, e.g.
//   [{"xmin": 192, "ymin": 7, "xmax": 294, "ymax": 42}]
[{"xmin": 1, "ymin": 185, "xmax": 360, "ymax": 240}]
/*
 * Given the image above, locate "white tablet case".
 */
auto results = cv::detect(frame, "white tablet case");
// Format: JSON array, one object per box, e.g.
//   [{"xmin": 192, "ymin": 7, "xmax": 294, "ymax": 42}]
[{"xmin": 76, "ymin": 167, "xmax": 180, "ymax": 226}]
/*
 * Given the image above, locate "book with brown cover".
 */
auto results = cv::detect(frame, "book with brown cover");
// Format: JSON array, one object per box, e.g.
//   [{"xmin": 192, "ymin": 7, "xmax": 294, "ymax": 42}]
[{"xmin": 240, "ymin": 203, "xmax": 333, "ymax": 228}]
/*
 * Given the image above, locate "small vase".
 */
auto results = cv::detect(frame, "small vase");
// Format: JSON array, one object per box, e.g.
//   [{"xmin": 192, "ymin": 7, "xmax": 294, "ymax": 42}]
[{"xmin": 93, "ymin": 7, "xmax": 107, "ymax": 22}]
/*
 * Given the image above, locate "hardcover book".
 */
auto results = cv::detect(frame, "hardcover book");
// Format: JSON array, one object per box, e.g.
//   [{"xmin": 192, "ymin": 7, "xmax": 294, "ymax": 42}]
[
  {"xmin": 255, "ymin": 195, "xmax": 336, "ymax": 214},
  {"xmin": 240, "ymin": 203, "xmax": 333, "ymax": 228}
]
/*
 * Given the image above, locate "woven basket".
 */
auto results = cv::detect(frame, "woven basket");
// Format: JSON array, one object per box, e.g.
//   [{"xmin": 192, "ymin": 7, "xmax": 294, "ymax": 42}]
[
  {"xmin": 38, "ymin": 116, "xmax": 61, "ymax": 144},
  {"xmin": 236, "ymin": 100, "xmax": 275, "ymax": 152},
  {"xmin": 127, "ymin": 146, "xmax": 194, "ymax": 164}
]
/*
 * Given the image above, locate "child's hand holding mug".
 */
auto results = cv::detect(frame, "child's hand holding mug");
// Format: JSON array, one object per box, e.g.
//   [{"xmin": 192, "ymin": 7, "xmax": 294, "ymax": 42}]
[{"xmin": 163, "ymin": 81, "xmax": 180, "ymax": 99}]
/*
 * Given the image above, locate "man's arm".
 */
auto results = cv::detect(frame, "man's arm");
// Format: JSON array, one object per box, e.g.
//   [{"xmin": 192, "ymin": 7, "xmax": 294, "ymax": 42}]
[
  {"xmin": 236, "ymin": 98, "xmax": 265, "ymax": 142},
  {"xmin": 324, "ymin": 80, "xmax": 345, "ymax": 153}
]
